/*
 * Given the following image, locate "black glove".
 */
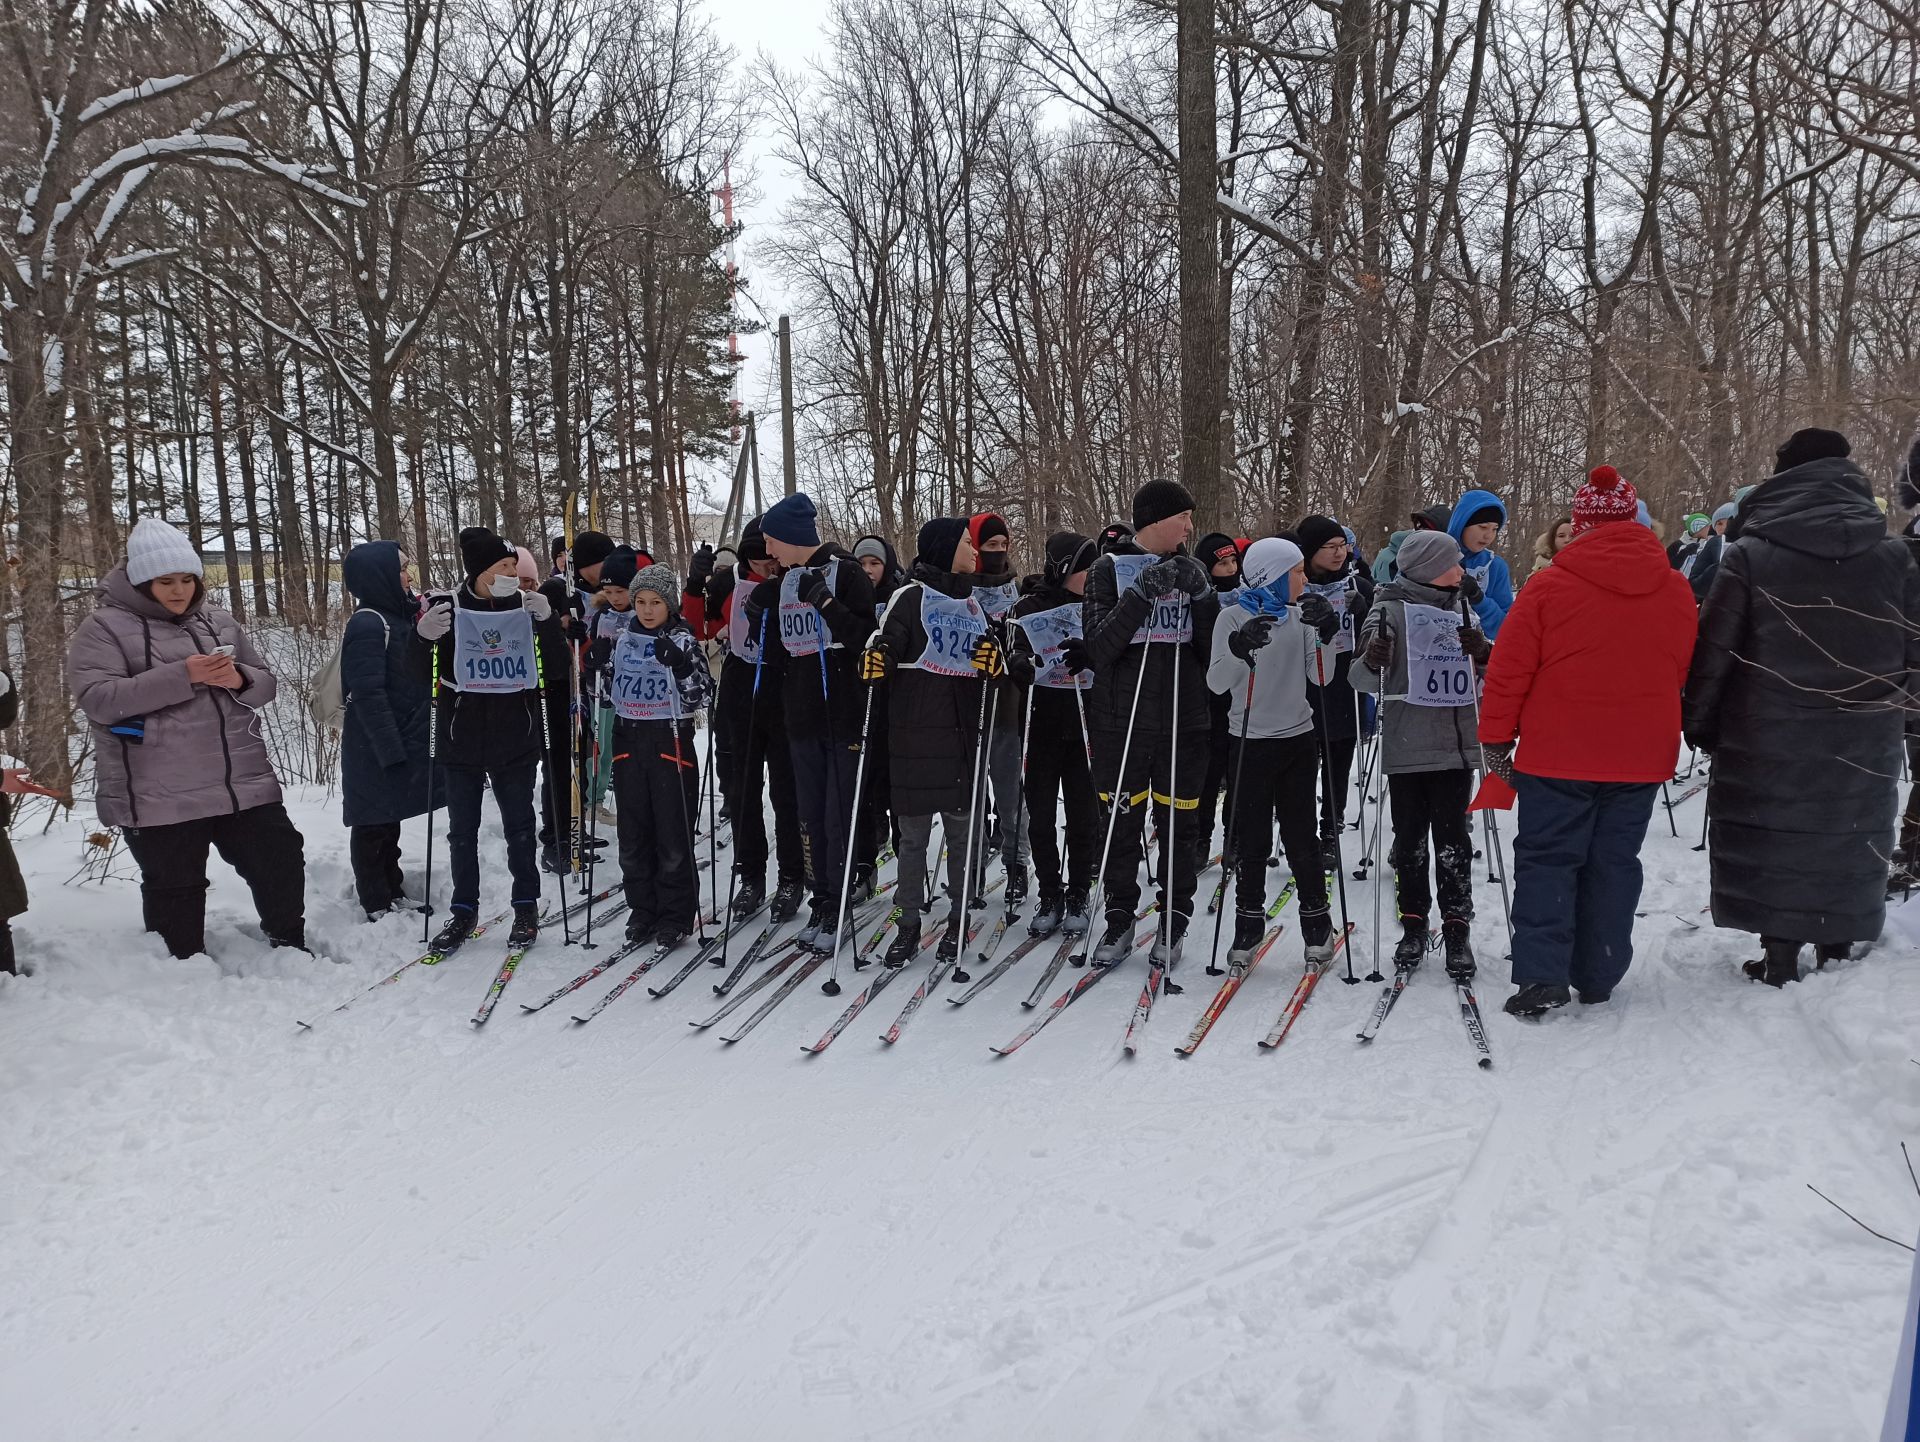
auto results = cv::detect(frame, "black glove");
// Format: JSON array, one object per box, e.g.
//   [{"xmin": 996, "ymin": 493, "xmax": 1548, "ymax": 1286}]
[
  {"xmin": 1460, "ymin": 570, "xmax": 1484, "ymax": 605},
  {"xmin": 686, "ymin": 543, "xmax": 715, "ymax": 592},
  {"xmin": 703, "ymin": 566, "xmax": 732, "ymax": 617},
  {"xmin": 652, "ymin": 632, "xmax": 693, "ymax": 677},
  {"xmin": 797, "ymin": 569, "xmax": 833, "ymax": 609},
  {"xmin": 741, "ymin": 582, "xmax": 772, "ymax": 634},
  {"xmin": 1297, "ymin": 592, "xmax": 1340, "ymax": 644},
  {"xmin": 1481, "ymin": 740, "xmax": 1516, "ymax": 787},
  {"xmin": 1006, "ymin": 648, "xmax": 1036, "ymax": 686},
  {"xmin": 1457, "ymin": 624, "xmax": 1492, "ymax": 664},
  {"xmin": 587, "ymin": 635, "xmax": 613, "ymax": 675},
  {"xmin": 1362, "ymin": 625, "xmax": 1393, "ymax": 671},
  {"xmin": 1061, "ymin": 636, "xmax": 1092, "ymax": 675},
  {"xmin": 1137, "ymin": 559, "xmax": 1181, "ymax": 597},
  {"xmin": 1684, "ymin": 731, "xmax": 1715, "ymax": 757},
  {"xmin": 1226, "ymin": 615, "xmax": 1276, "ymax": 663},
  {"xmin": 1168, "ymin": 555, "xmax": 1209, "ymax": 598}
]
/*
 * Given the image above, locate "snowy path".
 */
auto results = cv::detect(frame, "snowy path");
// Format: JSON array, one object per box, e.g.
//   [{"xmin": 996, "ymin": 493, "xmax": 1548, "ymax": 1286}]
[{"xmin": 2, "ymin": 783, "xmax": 1915, "ymax": 1440}]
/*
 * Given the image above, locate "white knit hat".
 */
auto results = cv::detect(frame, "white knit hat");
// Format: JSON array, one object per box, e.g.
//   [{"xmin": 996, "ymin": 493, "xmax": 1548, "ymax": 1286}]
[{"xmin": 125, "ymin": 517, "xmax": 204, "ymax": 586}]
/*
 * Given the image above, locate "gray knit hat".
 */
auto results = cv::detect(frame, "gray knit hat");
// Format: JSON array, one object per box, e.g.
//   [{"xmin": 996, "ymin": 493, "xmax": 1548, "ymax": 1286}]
[
  {"xmin": 1397, "ymin": 530, "xmax": 1463, "ymax": 585},
  {"xmin": 629, "ymin": 561, "xmax": 680, "ymax": 611}
]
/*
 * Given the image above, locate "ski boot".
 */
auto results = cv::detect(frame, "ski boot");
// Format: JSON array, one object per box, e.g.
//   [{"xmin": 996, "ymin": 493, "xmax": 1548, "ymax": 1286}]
[
  {"xmin": 1225, "ymin": 910, "xmax": 1265, "ymax": 969},
  {"xmin": 770, "ymin": 879, "xmax": 806, "ymax": 924},
  {"xmin": 1005, "ymin": 865, "xmax": 1029, "ymax": 908},
  {"xmin": 848, "ymin": 863, "xmax": 875, "ymax": 908},
  {"xmin": 429, "ymin": 907, "xmax": 478, "ymax": 956},
  {"xmin": 1742, "ymin": 938, "xmax": 1802, "ymax": 988},
  {"xmin": 1301, "ymin": 908, "xmax": 1335, "ymax": 967},
  {"xmin": 809, "ymin": 902, "xmax": 842, "ymax": 955},
  {"xmin": 1061, "ymin": 888, "xmax": 1091, "ymax": 936},
  {"xmin": 653, "ymin": 923, "xmax": 691, "ymax": 953},
  {"xmin": 731, "ymin": 875, "xmax": 766, "ymax": 920},
  {"xmin": 626, "ymin": 913, "xmax": 652, "ymax": 944},
  {"xmin": 882, "ymin": 916, "xmax": 922, "ymax": 969},
  {"xmin": 1092, "ymin": 911, "xmax": 1134, "ymax": 966},
  {"xmin": 1150, "ymin": 913, "xmax": 1188, "ymax": 993},
  {"xmin": 1029, "ymin": 888, "xmax": 1064, "ymax": 937},
  {"xmin": 936, "ymin": 909, "xmax": 964, "ymax": 965},
  {"xmin": 541, "ymin": 841, "xmax": 567, "ymax": 875},
  {"xmin": 507, "ymin": 902, "xmax": 540, "ymax": 949},
  {"xmin": 797, "ymin": 899, "xmax": 829, "ymax": 951},
  {"xmin": 1393, "ymin": 915, "xmax": 1429, "ymax": 967},
  {"xmin": 1503, "ymin": 982, "xmax": 1570, "ymax": 1017},
  {"xmin": 1442, "ymin": 917, "xmax": 1475, "ymax": 982}
]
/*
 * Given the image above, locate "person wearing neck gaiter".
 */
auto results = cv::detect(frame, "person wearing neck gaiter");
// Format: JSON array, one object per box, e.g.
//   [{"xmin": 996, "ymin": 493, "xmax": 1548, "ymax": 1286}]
[
  {"xmin": 967, "ymin": 512, "xmax": 1031, "ymax": 904},
  {"xmin": 414, "ymin": 526, "xmax": 566, "ymax": 952}
]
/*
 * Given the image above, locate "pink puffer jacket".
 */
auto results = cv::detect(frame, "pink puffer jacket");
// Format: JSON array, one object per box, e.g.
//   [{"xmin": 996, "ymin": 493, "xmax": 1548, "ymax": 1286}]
[{"xmin": 67, "ymin": 567, "xmax": 284, "ymax": 828}]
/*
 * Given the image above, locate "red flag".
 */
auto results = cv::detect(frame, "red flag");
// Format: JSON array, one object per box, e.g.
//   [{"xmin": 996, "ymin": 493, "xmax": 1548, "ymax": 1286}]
[
  {"xmin": 3, "ymin": 767, "xmax": 69, "ymax": 803},
  {"xmin": 1469, "ymin": 771, "xmax": 1516, "ymax": 812}
]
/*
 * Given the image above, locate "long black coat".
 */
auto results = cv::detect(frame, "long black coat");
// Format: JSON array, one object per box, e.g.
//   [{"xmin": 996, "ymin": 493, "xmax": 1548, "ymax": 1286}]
[
  {"xmin": 879, "ymin": 564, "xmax": 991, "ymax": 816},
  {"xmin": 341, "ymin": 543, "xmax": 445, "ymax": 826},
  {"xmin": 1683, "ymin": 458, "xmax": 1920, "ymax": 943}
]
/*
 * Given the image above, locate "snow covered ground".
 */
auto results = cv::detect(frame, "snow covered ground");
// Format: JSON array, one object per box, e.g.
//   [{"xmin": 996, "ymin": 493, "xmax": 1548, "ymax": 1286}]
[{"xmin": 2, "ymin": 774, "xmax": 1916, "ymax": 1441}]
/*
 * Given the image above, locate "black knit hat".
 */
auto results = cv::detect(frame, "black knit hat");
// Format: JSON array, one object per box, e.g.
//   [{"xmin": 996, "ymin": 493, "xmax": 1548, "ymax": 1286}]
[
  {"xmin": 1774, "ymin": 427, "xmax": 1851, "ymax": 474},
  {"xmin": 1295, "ymin": 515, "xmax": 1347, "ymax": 560},
  {"xmin": 459, "ymin": 526, "xmax": 515, "ymax": 581},
  {"xmin": 916, "ymin": 516, "xmax": 971, "ymax": 572},
  {"xmin": 1097, "ymin": 522, "xmax": 1134, "ymax": 554},
  {"xmin": 739, "ymin": 517, "xmax": 769, "ymax": 565},
  {"xmin": 599, "ymin": 546, "xmax": 641, "ymax": 592},
  {"xmin": 1132, "ymin": 478, "xmax": 1196, "ymax": 531},
  {"xmin": 571, "ymin": 530, "xmax": 615, "ymax": 573},
  {"xmin": 1044, "ymin": 531, "xmax": 1095, "ymax": 585},
  {"xmin": 1193, "ymin": 532, "xmax": 1239, "ymax": 570}
]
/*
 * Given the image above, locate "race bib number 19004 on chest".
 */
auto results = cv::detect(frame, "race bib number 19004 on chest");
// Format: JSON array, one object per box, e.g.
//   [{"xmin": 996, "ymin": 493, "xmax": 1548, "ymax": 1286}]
[{"xmin": 452, "ymin": 606, "xmax": 536, "ymax": 693}]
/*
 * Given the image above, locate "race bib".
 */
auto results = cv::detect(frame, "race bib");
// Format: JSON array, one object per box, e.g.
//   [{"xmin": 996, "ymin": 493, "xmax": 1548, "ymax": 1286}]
[
  {"xmin": 974, "ymin": 578, "xmax": 1018, "ymax": 621},
  {"xmin": 727, "ymin": 573, "xmax": 764, "ymax": 665},
  {"xmin": 451, "ymin": 605, "xmax": 537, "ymax": 693},
  {"xmin": 1110, "ymin": 554, "xmax": 1193, "ymax": 645},
  {"xmin": 1305, "ymin": 579, "xmax": 1351, "ymax": 679},
  {"xmin": 610, "ymin": 631, "xmax": 676, "ymax": 721},
  {"xmin": 1014, "ymin": 603, "xmax": 1088, "ymax": 690},
  {"xmin": 916, "ymin": 588, "xmax": 988, "ymax": 677},
  {"xmin": 779, "ymin": 560, "xmax": 842, "ymax": 657},
  {"xmin": 1403, "ymin": 602, "xmax": 1473, "ymax": 708}
]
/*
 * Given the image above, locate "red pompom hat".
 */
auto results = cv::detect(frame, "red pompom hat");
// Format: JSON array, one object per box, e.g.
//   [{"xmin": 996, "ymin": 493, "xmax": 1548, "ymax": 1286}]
[{"xmin": 1571, "ymin": 464, "xmax": 1639, "ymax": 538}]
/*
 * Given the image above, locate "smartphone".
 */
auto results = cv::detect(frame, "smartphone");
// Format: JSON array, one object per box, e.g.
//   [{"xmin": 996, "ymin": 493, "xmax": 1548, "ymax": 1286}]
[{"xmin": 211, "ymin": 644, "xmax": 236, "ymax": 657}]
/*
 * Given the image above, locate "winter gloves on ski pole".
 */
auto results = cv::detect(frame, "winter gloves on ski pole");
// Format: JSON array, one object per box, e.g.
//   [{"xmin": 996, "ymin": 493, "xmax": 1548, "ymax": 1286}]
[
  {"xmin": 524, "ymin": 590, "xmax": 553, "ymax": 623},
  {"xmin": 796, "ymin": 569, "xmax": 834, "ymax": 609},
  {"xmin": 1060, "ymin": 637, "xmax": 1091, "ymax": 675},
  {"xmin": 859, "ymin": 641, "xmax": 891, "ymax": 685},
  {"xmin": 970, "ymin": 636, "xmax": 1004, "ymax": 676},
  {"xmin": 1137, "ymin": 554, "xmax": 1210, "ymax": 599},
  {"xmin": 1457, "ymin": 624, "xmax": 1492, "ymax": 664},
  {"xmin": 416, "ymin": 596, "xmax": 454, "ymax": 640},
  {"xmin": 1226, "ymin": 615, "xmax": 1276, "ymax": 662},
  {"xmin": 1297, "ymin": 592, "xmax": 1341, "ymax": 645},
  {"xmin": 651, "ymin": 632, "xmax": 697, "ymax": 678},
  {"xmin": 1361, "ymin": 623, "xmax": 1394, "ymax": 672},
  {"xmin": 686, "ymin": 543, "xmax": 715, "ymax": 594},
  {"xmin": 1481, "ymin": 740, "xmax": 1516, "ymax": 787}
]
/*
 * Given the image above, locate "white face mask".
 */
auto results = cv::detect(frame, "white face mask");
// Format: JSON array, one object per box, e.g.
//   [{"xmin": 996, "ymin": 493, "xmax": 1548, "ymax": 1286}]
[{"xmin": 487, "ymin": 574, "xmax": 522, "ymax": 598}]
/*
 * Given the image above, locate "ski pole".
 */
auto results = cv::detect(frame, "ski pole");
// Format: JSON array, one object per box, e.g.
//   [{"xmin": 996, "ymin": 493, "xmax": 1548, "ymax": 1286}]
[
  {"xmin": 1159, "ymin": 614, "xmax": 1181, "ymax": 977},
  {"xmin": 1313, "ymin": 645, "xmax": 1357, "ymax": 983},
  {"xmin": 665, "ymin": 637, "xmax": 703, "ymax": 947},
  {"xmin": 1207, "ymin": 658, "xmax": 1257, "ymax": 976},
  {"xmin": 822, "ymin": 627, "xmax": 883, "ymax": 997},
  {"xmin": 718, "ymin": 606, "xmax": 770, "ymax": 977},
  {"xmin": 954, "ymin": 643, "xmax": 999, "ymax": 949},
  {"xmin": 1077, "ymin": 633, "xmax": 1155, "ymax": 965},
  {"xmin": 424, "ymin": 643, "xmax": 440, "ymax": 945},
  {"xmin": 1370, "ymin": 761, "xmax": 1386, "ymax": 982},
  {"xmin": 534, "ymin": 621, "xmax": 572, "ymax": 947},
  {"xmin": 1660, "ymin": 781, "xmax": 1679, "ymax": 839},
  {"xmin": 1483, "ymin": 808, "xmax": 1514, "ymax": 953}
]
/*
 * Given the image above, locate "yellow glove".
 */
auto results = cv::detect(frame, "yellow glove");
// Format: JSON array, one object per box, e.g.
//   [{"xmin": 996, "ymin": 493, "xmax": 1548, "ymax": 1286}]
[
  {"xmin": 970, "ymin": 636, "xmax": 1002, "ymax": 676},
  {"xmin": 859, "ymin": 643, "xmax": 890, "ymax": 685}
]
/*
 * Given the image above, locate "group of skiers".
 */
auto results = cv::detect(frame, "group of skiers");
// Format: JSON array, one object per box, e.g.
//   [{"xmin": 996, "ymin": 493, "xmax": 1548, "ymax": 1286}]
[{"xmin": 41, "ymin": 422, "xmax": 1920, "ymax": 1023}]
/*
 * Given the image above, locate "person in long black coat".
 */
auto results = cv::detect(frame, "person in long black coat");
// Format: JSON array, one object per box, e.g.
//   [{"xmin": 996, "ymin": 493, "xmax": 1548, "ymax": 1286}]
[
  {"xmin": 341, "ymin": 541, "xmax": 444, "ymax": 919},
  {"xmin": 1683, "ymin": 428, "xmax": 1920, "ymax": 985}
]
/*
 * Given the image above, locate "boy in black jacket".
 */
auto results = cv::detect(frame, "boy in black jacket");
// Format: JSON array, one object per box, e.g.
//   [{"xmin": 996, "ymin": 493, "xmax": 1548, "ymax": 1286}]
[
  {"xmin": 741, "ymin": 492, "xmax": 880, "ymax": 952},
  {"xmin": 415, "ymin": 527, "xmax": 567, "ymax": 951},
  {"xmin": 862, "ymin": 517, "xmax": 997, "ymax": 965},
  {"xmin": 1081, "ymin": 479, "xmax": 1220, "ymax": 968},
  {"xmin": 1008, "ymin": 532, "xmax": 1101, "ymax": 937},
  {"xmin": 593, "ymin": 562, "xmax": 713, "ymax": 947}
]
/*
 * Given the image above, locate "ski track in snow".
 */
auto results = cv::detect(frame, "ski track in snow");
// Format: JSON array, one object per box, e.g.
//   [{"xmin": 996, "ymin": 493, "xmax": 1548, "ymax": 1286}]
[{"xmin": 1, "ymin": 779, "xmax": 1915, "ymax": 1441}]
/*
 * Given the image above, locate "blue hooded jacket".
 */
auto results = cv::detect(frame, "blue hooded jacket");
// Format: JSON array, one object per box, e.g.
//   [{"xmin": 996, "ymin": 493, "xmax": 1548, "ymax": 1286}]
[{"xmin": 1447, "ymin": 489, "xmax": 1514, "ymax": 637}]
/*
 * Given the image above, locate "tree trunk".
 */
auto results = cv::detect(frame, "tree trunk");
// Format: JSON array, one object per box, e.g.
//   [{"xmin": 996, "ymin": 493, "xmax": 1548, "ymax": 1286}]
[{"xmin": 1177, "ymin": 0, "xmax": 1223, "ymax": 525}]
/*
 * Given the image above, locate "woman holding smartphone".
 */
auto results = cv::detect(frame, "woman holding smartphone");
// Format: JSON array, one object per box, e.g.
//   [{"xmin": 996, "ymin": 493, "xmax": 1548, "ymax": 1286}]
[{"xmin": 67, "ymin": 517, "xmax": 306, "ymax": 959}]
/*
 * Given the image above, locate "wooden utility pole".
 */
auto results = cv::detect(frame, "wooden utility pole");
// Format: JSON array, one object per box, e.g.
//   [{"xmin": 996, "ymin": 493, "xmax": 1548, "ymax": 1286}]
[{"xmin": 779, "ymin": 314, "xmax": 798, "ymax": 495}]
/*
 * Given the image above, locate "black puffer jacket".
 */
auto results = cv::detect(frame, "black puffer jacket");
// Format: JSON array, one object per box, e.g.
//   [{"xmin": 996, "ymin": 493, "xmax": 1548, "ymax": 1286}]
[
  {"xmin": 746, "ymin": 543, "xmax": 879, "ymax": 744},
  {"xmin": 1082, "ymin": 542, "xmax": 1219, "ymax": 736},
  {"xmin": 880, "ymin": 563, "xmax": 990, "ymax": 815},
  {"xmin": 1683, "ymin": 457, "xmax": 1920, "ymax": 942}
]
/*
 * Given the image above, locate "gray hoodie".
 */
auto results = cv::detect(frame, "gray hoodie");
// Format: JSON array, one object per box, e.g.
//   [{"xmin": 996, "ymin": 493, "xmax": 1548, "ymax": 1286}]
[{"xmin": 1353, "ymin": 575, "xmax": 1483, "ymax": 775}]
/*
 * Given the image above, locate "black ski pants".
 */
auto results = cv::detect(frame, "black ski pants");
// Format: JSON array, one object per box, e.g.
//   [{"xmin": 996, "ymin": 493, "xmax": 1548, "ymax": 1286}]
[
  {"xmin": 123, "ymin": 802, "xmax": 306, "ymax": 958},
  {"xmin": 1229, "ymin": 733, "xmax": 1332, "ymax": 944},
  {"xmin": 444, "ymin": 761, "xmax": 543, "ymax": 914},
  {"xmin": 791, "ymin": 734, "xmax": 861, "ymax": 904},
  {"xmin": 612, "ymin": 720, "xmax": 701, "ymax": 937},
  {"xmin": 715, "ymin": 665, "xmax": 805, "ymax": 889},
  {"xmin": 1091, "ymin": 726, "xmax": 1208, "ymax": 924},
  {"xmin": 350, "ymin": 822, "xmax": 405, "ymax": 915},
  {"xmin": 1024, "ymin": 698, "xmax": 1098, "ymax": 897},
  {"xmin": 1388, "ymin": 768, "xmax": 1474, "ymax": 924}
]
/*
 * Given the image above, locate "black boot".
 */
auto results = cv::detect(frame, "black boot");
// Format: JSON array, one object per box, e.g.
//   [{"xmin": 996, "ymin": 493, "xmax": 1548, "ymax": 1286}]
[
  {"xmin": 1442, "ymin": 917, "xmax": 1475, "ymax": 982},
  {"xmin": 937, "ymin": 909, "xmax": 964, "ymax": 964},
  {"xmin": 883, "ymin": 915, "xmax": 922, "ymax": 968},
  {"xmin": 1226, "ymin": 910, "xmax": 1265, "ymax": 968},
  {"xmin": 541, "ymin": 841, "xmax": 567, "ymax": 875},
  {"xmin": 625, "ymin": 913, "xmax": 651, "ymax": 943},
  {"xmin": 1300, "ymin": 908, "xmax": 1334, "ymax": 965},
  {"xmin": 1029, "ymin": 888, "xmax": 1064, "ymax": 937},
  {"xmin": 1503, "ymin": 982, "xmax": 1570, "ymax": 1017},
  {"xmin": 429, "ymin": 907, "xmax": 477, "ymax": 956},
  {"xmin": 1743, "ymin": 938, "xmax": 1802, "ymax": 987},
  {"xmin": 731, "ymin": 876, "xmax": 766, "ymax": 919},
  {"xmin": 1393, "ymin": 916, "xmax": 1429, "ymax": 967},
  {"xmin": 798, "ymin": 900, "xmax": 829, "ymax": 951},
  {"xmin": 1005, "ymin": 865, "xmax": 1029, "ymax": 907},
  {"xmin": 508, "ymin": 902, "xmax": 539, "ymax": 949},
  {"xmin": 770, "ymin": 879, "xmax": 805, "ymax": 923}
]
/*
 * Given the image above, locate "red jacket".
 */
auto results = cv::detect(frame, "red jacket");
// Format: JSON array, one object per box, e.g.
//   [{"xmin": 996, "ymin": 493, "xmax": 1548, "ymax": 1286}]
[{"xmin": 1478, "ymin": 522, "xmax": 1697, "ymax": 783}]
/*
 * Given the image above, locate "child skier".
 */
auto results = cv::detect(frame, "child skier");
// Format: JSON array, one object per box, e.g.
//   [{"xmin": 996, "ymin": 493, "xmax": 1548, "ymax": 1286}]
[
  {"xmin": 595, "ymin": 562, "xmax": 712, "ymax": 947},
  {"xmin": 1191, "ymin": 532, "xmax": 1244, "ymax": 869},
  {"xmin": 861, "ymin": 517, "xmax": 997, "ymax": 965},
  {"xmin": 1206, "ymin": 536, "xmax": 1338, "ymax": 966},
  {"xmin": 1295, "ymin": 514, "xmax": 1375, "ymax": 853},
  {"xmin": 969, "ymin": 512, "xmax": 1029, "ymax": 904},
  {"xmin": 1081, "ymin": 479, "xmax": 1220, "ymax": 968},
  {"xmin": 1352, "ymin": 528, "xmax": 1492, "ymax": 977},
  {"xmin": 1447, "ymin": 489, "xmax": 1514, "ymax": 637},
  {"xmin": 1007, "ymin": 532, "xmax": 1102, "ymax": 937},
  {"xmin": 415, "ymin": 526, "xmax": 566, "ymax": 952}
]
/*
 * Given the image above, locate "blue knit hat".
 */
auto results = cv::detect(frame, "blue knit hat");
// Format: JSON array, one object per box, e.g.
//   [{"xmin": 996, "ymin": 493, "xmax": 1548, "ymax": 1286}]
[{"xmin": 762, "ymin": 493, "xmax": 820, "ymax": 549}]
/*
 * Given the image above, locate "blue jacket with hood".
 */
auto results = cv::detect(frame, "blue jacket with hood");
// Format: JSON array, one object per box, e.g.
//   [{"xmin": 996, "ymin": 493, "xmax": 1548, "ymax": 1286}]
[{"xmin": 1447, "ymin": 489, "xmax": 1514, "ymax": 637}]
